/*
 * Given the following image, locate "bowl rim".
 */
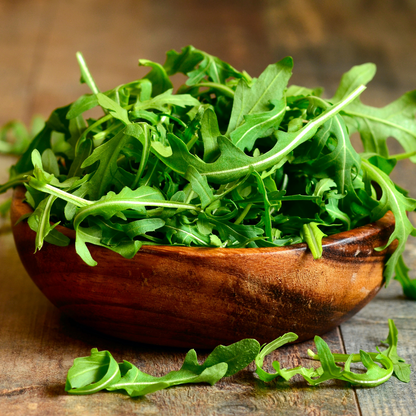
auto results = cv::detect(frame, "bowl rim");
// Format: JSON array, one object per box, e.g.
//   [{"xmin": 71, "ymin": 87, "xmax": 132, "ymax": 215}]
[{"xmin": 11, "ymin": 185, "xmax": 395, "ymax": 255}]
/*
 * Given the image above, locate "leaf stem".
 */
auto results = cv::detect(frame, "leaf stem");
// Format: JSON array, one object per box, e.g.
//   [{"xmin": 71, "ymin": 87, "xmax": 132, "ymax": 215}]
[
  {"xmin": 76, "ymin": 52, "xmax": 100, "ymax": 95},
  {"xmin": 390, "ymin": 150, "xmax": 416, "ymax": 161},
  {"xmin": 234, "ymin": 203, "xmax": 252, "ymax": 225}
]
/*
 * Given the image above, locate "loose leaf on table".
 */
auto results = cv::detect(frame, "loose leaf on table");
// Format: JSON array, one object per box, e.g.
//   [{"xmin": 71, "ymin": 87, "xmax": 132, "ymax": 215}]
[
  {"xmin": 305, "ymin": 337, "xmax": 393, "ymax": 387},
  {"xmin": 255, "ymin": 332, "xmax": 301, "ymax": 382},
  {"xmin": 65, "ymin": 348, "xmax": 121, "ymax": 395},
  {"xmin": 65, "ymin": 321, "xmax": 409, "ymax": 399},
  {"xmin": 378, "ymin": 318, "xmax": 411, "ymax": 382},
  {"xmin": 66, "ymin": 338, "xmax": 260, "ymax": 397}
]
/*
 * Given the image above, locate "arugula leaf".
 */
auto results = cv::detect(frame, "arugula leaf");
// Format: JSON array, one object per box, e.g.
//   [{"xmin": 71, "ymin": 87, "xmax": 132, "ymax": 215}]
[
  {"xmin": 230, "ymin": 99, "xmax": 286, "ymax": 152},
  {"xmin": 255, "ymin": 332, "xmax": 299, "ymax": 382},
  {"xmin": 331, "ymin": 63, "xmax": 376, "ymax": 103},
  {"xmin": 226, "ymin": 57, "xmax": 293, "ymax": 135},
  {"xmin": 343, "ymin": 91, "xmax": 416, "ymax": 162},
  {"xmin": 96, "ymin": 93, "xmax": 130, "ymax": 125},
  {"xmin": 80, "ymin": 129, "xmax": 134, "ymax": 200},
  {"xmin": 66, "ymin": 338, "xmax": 260, "ymax": 397},
  {"xmin": 139, "ymin": 59, "xmax": 173, "ymax": 97},
  {"xmin": 185, "ymin": 165, "xmax": 214, "ymax": 209},
  {"xmin": 65, "ymin": 348, "xmax": 121, "ymax": 395},
  {"xmin": 361, "ymin": 158, "xmax": 416, "ymax": 284},
  {"xmin": 164, "ymin": 45, "xmax": 248, "ymax": 86},
  {"xmin": 394, "ymin": 255, "xmax": 416, "ymax": 300},
  {"xmin": 301, "ymin": 222, "xmax": 327, "ymax": 259},
  {"xmin": 65, "ymin": 321, "xmax": 409, "ymax": 399},
  {"xmin": 378, "ymin": 318, "xmax": 411, "ymax": 382},
  {"xmin": 157, "ymin": 86, "xmax": 366, "ymax": 184}
]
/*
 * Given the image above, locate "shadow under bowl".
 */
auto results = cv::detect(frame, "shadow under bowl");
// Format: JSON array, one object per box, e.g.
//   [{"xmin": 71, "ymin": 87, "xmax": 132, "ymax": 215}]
[{"xmin": 11, "ymin": 186, "xmax": 395, "ymax": 348}]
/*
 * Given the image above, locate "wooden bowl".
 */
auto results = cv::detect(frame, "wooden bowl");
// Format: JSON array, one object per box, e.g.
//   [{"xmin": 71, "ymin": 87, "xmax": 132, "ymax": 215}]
[{"xmin": 11, "ymin": 186, "xmax": 396, "ymax": 348}]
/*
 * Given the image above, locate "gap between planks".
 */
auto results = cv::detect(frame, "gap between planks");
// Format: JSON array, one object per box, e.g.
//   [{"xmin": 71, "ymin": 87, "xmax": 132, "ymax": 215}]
[{"xmin": 337, "ymin": 325, "xmax": 363, "ymax": 416}]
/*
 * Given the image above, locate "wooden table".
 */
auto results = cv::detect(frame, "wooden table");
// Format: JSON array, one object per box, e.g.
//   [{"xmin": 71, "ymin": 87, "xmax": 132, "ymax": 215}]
[{"xmin": 1, "ymin": 1, "xmax": 415, "ymax": 414}]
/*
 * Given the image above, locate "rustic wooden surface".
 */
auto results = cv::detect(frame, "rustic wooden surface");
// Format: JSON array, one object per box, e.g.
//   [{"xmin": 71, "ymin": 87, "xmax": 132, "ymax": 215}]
[{"xmin": 1, "ymin": 0, "xmax": 416, "ymax": 414}]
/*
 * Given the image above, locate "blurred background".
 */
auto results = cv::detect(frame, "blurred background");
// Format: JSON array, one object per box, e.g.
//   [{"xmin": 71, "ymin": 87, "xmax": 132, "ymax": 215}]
[{"xmin": 1, "ymin": 0, "xmax": 416, "ymax": 185}]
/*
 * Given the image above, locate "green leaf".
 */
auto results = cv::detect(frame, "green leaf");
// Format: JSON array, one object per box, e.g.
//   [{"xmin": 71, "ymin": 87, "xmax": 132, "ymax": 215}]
[
  {"xmin": 163, "ymin": 216, "xmax": 210, "ymax": 246},
  {"xmin": 255, "ymin": 332, "xmax": 299, "ymax": 382},
  {"xmin": 133, "ymin": 89, "xmax": 200, "ymax": 112},
  {"xmin": 41, "ymin": 148, "xmax": 60, "ymax": 177},
  {"xmin": 230, "ymin": 99, "xmax": 286, "ymax": 152},
  {"xmin": 200, "ymin": 107, "xmax": 221, "ymax": 162},
  {"xmin": 201, "ymin": 338, "xmax": 260, "ymax": 377},
  {"xmin": 343, "ymin": 91, "xmax": 416, "ymax": 162},
  {"xmin": 379, "ymin": 318, "xmax": 411, "ymax": 382},
  {"xmin": 185, "ymin": 165, "xmax": 214, "ymax": 209},
  {"xmin": 81, "ymin": 129, "xmax": 132, "ymax": 200},
  {"xmin": 96, "ymin": 93, "xmax": 130, "ymax": 125},
  {"xmin": 163, "ymin": 45, "xmax": 247, "ymax": 86},
  {"xmin": 361, "ymin": 159, "xmax": 416, "ymax": 284},
  {"xmin": 301, "ymin": 222, "xmax": 327, "ymax": 259},
  {"xmin": 67, "ymin": 94, "xmax": 98, "ymax": 120},
  {"xmin": 66, "ymin": 348, "xmax": 121, "ymax": 394},
  {"xmin": 226, "ymin": 57, "xmax": 293, "ymax": 135},
  {"xmin": 67, "ymin": 338, "xmax": 259, "ymax": 397},
  {"xmin": 394, "ymin": 255, "xmax": 416, "ymax": 300},
  {"xmin": 156, "ymin": 86, "xmax": 366, "ymax": 184},
  {"xmin": 306, "ymin": 338, "xmax": 394, "ymax": 387},
  {"xmin": 139, "ymin": 59, "xmax": 173, "ymax": 97},
  {"xmin": 331, "ymin": 63, "xmax": 376, "ymax": 102},
  {"xmin": 310, "ymin": 115, "xmax": 362, "ymax": 209}
]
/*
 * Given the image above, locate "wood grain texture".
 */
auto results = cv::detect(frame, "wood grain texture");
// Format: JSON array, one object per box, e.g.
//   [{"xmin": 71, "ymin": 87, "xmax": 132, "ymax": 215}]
[
  {"xmin": 11, "ymin": 186, "xmax": 395, "ymax": 348},
  {"xmin": 1, "ymin": 0, "xmax": 416, "ymax": 414}
]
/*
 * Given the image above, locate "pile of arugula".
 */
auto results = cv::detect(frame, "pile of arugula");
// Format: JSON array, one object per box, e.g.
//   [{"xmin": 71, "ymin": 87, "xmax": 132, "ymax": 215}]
[
  {"xmin": 65, "ymin": 320, "xmax": 410, "ymax": 397},
  {"xmin": 1, "ymin": 45, "xmax": 416, "ymax": 294}
]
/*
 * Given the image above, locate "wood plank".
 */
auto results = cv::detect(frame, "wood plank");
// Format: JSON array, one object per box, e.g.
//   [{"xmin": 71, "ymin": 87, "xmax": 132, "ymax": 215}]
[{"xmin": 340, "ymin": 247, "xmax": 416, "ymax": 416}]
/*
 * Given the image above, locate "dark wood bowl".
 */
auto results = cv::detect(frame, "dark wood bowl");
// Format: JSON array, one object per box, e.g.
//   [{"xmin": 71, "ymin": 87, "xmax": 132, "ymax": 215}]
[{"xmin": 11, "ymin": 186, "xmax": 396, "ymax": 348}]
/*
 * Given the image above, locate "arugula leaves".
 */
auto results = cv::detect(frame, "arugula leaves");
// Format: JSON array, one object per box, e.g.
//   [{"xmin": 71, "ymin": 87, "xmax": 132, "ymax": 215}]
[
  {"xmin": 1, "ymin": 45, "xmax": 416, "ymax": 290},
  {"xmin": 395, "ymin": 255, "xmax": 416, "ymax": 300},
  {"xmin": 66, "ymin": 339, "xmax": 260, "ymax": 397},
  {"xmin": 65, "ymin": 320, "xmax": 410, "ymax": 398}
]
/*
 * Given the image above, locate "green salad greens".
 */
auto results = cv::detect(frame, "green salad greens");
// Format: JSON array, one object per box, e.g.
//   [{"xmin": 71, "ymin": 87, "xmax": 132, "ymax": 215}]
[
  {"xmin": 65, "ymin": 320, "xmax": 410, "ymax": 397},
  {"xmin": 1, "ymin": 45, "xmax": 416, "ymax": 292}
]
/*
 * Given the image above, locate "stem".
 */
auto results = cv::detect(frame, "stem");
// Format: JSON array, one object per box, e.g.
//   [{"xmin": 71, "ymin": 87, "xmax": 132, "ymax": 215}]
[
  {"xmin": 234, "ymin": 203, "xmax": 252, "ymax": 225},
  {"xmin": 193, "ymin": 82, "xmax": 235, "ymax": 98},
  {"xmin": 76, "ymin": 52, "xmax": 100, "ymax": 95},
  {"xmin": 75, "ymin": 114, "xmax": 112, "ymax": 155},
  {"xmin": 29, "ymin": 181, "xmax": 92, "ymax": 208},
  {"xmin": 186, "ymin": 135, "xmax": 199, "ymax": 151},
  {"xmin": 390, "ymin": 150, "xmax": 416, "ymax": 161},
  {"xmin": 0, "ymin": 172, "xmax": 31, "ymax": 194}
]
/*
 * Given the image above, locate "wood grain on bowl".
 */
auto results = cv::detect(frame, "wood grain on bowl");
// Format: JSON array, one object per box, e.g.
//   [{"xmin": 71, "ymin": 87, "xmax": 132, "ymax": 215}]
[{"xmin": 11, "ymin": 186, "xmax": 396, "ymax": 348}]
